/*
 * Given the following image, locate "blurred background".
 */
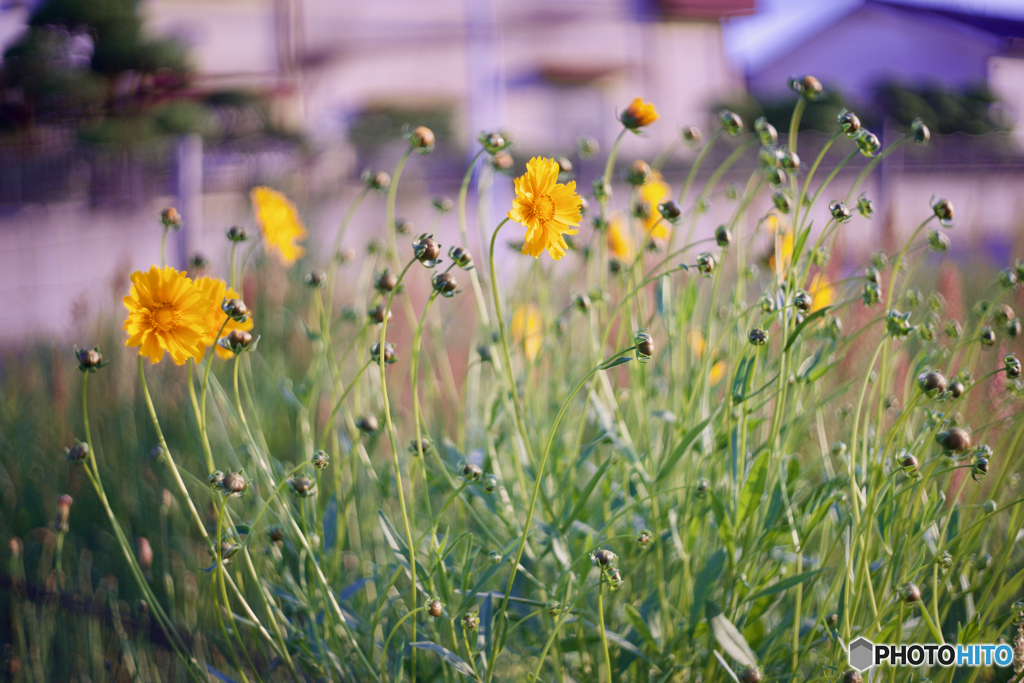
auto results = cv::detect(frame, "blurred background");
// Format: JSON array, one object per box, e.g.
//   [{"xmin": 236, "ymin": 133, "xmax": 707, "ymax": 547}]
[{"xmin": 1, "ymin": 0, "xmax": 1024, "ymax": 342}]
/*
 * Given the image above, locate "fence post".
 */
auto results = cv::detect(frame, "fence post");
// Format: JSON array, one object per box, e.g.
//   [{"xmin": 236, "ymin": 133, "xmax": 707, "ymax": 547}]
[{"xmin": 175, "ymin": 133, "xmax": 203, "ymax": 268}]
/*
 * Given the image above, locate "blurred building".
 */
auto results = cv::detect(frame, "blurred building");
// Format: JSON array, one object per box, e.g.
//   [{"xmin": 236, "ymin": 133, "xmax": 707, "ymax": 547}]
[{"xmin": 144, "ymin": 0, "xmax": 755, "ymax": 153}]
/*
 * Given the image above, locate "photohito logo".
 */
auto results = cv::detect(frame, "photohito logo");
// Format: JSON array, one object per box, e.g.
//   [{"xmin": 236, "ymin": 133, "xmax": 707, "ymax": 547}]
[{"xmin": 848, "ymin": 637, "xmax": 1014, "ymax": 671}]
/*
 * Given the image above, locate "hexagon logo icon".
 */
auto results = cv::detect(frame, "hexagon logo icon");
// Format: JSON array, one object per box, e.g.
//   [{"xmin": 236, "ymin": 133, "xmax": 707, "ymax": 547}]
[{"xmin": 848, "ymin": 637, "xmax": 874, "ymax": 671}]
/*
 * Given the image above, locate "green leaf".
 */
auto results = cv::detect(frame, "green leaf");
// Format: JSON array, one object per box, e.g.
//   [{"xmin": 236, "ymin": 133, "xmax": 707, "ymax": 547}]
[
  {"xmin": 679, "ymin": 280, "xmax": 698, "ymax": 324},
  {"xmin": 408, "ymin": 641, "xmax": 475, "ymax": 676},
  {"xmin": 657, "ymin": 411, "xmax": 718, "ymax": 484},
  {"xmin": 742, "ymin": 569, "xmax": 822, "ymax": 602},
  {"xmin": 560, "ymin": 455, "xmax": 617, "ymax": 532},
  {"xmin": 625, "ymin": 603, "xmax": 659, "ymax": 650},
  {"xmin": 737, "ymin": 450, "xmax": 770, "ymax": 526},
  {"xmin": 706, "ymin": 600, "xmax": 758, "ymax": 668},
  {"xmin": 602, "ymin": 356, "xmax": 633, "ymax": 370},
  {"xmin": 690, "ymin": 549, "xmax": 726, "ymax": 637}
]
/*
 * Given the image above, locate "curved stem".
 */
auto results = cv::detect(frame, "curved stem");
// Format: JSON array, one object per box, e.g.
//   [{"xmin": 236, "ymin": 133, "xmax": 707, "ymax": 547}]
[
  {"xmin": 318, "ymin": 360, "xmax": 373, "ymax": 450},
  {"xmin": 199, "ymin": 315, "xmax": 232, "ymax": 472}
]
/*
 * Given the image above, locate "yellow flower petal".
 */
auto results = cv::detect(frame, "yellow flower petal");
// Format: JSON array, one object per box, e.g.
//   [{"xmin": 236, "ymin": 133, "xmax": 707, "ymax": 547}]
[
  {"xmin": 607, "ymin": 215, "xmax": 632, "ymax": 260},
  {"xmin": 252, "ymin": 186, "xmax": 307, "ymax": 266},
  {"xmin": 123, "ymin": 265, "xmax": 210, "ymax": 365},
  {"xmin": 511, "ymin": 304, "xmax": 542, "ymax": 362},
  {"xmin": 709, "ymin": 360, "xmax": 727, "ymax": 387},
  {"xmin": 508, "ymin": 157, "xmax": 583, "ymax": 261}
]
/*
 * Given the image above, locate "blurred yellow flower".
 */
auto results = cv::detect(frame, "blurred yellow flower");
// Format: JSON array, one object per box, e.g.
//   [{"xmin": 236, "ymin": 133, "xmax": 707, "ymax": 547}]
[
  {"xmin": 809, "ymin": 273, "xmax": 833, "ymax": 312},
  {"xmin": 252, "ymin": 186, "xmax": 307, "ymax": 266},
  {"xmin": 607, "ymin": 215, "xmax": 632, "ymax": 260},
  {"xmin": 709, "ymin": 360, "xmax": 727, "ymax": 386},
  {"xmin": 768, "ymin": 230, "xmax": 794, "ymax": 277},
  {"xmin": 195, "ymin": 276, "xmax": 254, "ymax": 359},
  {"xmin": 764, "ymin": 210, "xmax": 783, "ymax": 235},
  {"xmin": 508, "ymin": 157, "xmax": 583, "ymax": 260},
  {"xmin": 123, "ymin": 265, "xmax": 208, "ymax": 365},
  {"xmin": 511, "ymin": 304, "xmax": 542, "ymax": 362},
  {"xmin": 620, "ymin": 98, "xmax": 659, "ymax": 130},
  {"xmin": 687, "ymin": 329, "xmax": 706, "ymax": 358},
  {"xmin": 640, "ymin": 175, "xmax": 671, "ymax": 240}
]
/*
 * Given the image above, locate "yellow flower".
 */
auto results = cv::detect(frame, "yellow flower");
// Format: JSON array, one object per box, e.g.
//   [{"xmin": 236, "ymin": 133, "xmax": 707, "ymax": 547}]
[
  {"xmin": 511, "ymin": 304, "xmax": 542, "ymax": 362},
  {"xmin": 809, "ymin": 273, "xmax": 833, "ymax": 312},
  {"xmin": 709, "ymin": 360, "xmax": 727, "ymax": 387},
  {"xmin": 607, "ymin": 215, "xmax": 632, "ymax": 260},
  {"xmin": 508, "ymin": 157, "xmax": 583, "ymax": 260},
  {"xmin": 687, "ymin": 330, "xmax": 706, "ymax": 358},
  {"xmin": 252, "ymin": 186, "xmax": 307, "ymax": 266},
  {"xmin": 123, "ymin": 265, "xmax": 208, "ymax": 365},
  {"xmin": 768, "ymin": 230, "xmax": 794, "ymax": 277},
  {"xmin": 195, "ymin": 277, "xmax": 254, "ymax": 359},
  {"xmin": 640, "ymin": 175, "xmax": 671, "ymax": 240},
  {"xmin": 621, "ymin": 98, "xmax": 658, "ymax": 130}
]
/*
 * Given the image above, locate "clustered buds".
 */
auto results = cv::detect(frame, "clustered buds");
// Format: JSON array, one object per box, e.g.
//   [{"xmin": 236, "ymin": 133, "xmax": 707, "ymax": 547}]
[
  {"xmin": 635, "ymin": 329, "xmax": 654, "ymax": 363},
  {"xmin": 75, "ymin": 345, "xmax": 107, "ymax": 372},
  {"xmin": 413, "ymin": 234, "xmax": 442, "ymax": 267}
]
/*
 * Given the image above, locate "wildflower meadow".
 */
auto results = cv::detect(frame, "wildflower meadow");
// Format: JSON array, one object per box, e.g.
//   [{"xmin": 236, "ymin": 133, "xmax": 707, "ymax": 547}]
[{"xmin": 3, "ymin": 77, "xmax": 1024, "ymax": 683}]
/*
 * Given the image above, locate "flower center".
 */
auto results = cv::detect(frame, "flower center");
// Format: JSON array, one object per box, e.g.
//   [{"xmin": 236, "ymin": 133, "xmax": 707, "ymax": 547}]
[
  {"xmin": 528, "ymin": 194, "xmax": 556, "ymax": 222},
  {"xmin": 150, "ymin": 304, "xmax": 179, "ymax": 332}
]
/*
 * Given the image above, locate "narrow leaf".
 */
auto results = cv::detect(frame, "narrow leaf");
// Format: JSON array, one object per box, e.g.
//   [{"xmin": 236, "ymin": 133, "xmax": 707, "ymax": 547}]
[
  {"xmin": 737, "ymin": 450, "xmax": 770, "ymax": 526},
  {"xmin": 408, "ymin": 641, "xmax": 475, "ymax": 676},
  {"xmin": 706, "ymin": 601, "xmax": 757, "ymax": 668}
]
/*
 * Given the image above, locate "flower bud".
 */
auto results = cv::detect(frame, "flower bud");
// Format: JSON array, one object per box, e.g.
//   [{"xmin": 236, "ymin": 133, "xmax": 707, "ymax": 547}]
[
  {"xmin": 356, "ymin": 414, "xmax": 379, "ymax": 434},
  {"xmin": 826, "ymin": 315, "xmax": 843, "ymax": 338},
  {"xmin": 461, "ymin": 462, "xmax": 482, "ymax": 482},
  {"xmin": 267, "ymin": 525, "xmax": 285, "ymax": 543},
  {"xmin": 432, "ymin": 271, "xmax": 460, "ymax": 297},
  {"xmin": 305, "ymin": 270, "xmax": 327, "ymax": 288},
  {"xmin": 427, "ymin": 597, "xmax": 445, "ymax": 620},
  {"xmin": 772, "ymin": 190, "xmax": 792, "ymax": 214},
  {"xmin": 461, "ymin": 612, "xmax": 477, "ymax": 631},
  {"xmin": 790, "ymin": 74, "xmax": 823, "ymax": 100},
  {"xmin": 718, "ymin": 109, "xmax": 743, "ymax": 136},
  {"xmin": 368, "ymin": 304, "xmax": 391, "ymax": 325},
  {"xmin": 764, "ymin": 165, "xmax": 788, "ymax": 187},
  {"xmin": 190, "ymin": 253, "xmax": 209, "ymax": 271},
  {"xmin": 339, "ymin": 247, "xmax": 356, "ymax": 264},
  {"xmin": 681, "ymin": 126, "xmax": 702, "ymax": 144},
  {"xmin": 65, "ymin": 440, "xmax": 89, "ymax": 464},
  {"xmin": 898, "ymin": 450, "xmax": 919, "ymax": 477},
  {"xmin": 136, "ymin": 599, "xmax": 149, "ymax": 615},
  {"xmin": 311, "ymin": 450, "xmax": 329, "ymax": 470},
  {"xmin": 478, "ymin": 131, "xmax": 507, "ymax": 154},
  {"xmin": 918, "ymin": 370, "xmax": 947, "ymax": 397},
  {"xmin": 998, "ymin": 268, "xmax": 1018, "ymax": 290},
  {"xmin": 937, "ymin": 427, "xmax": 971, "ymax": 453},
  {"xmin": 715, "ymin": 225, "xmax": 732, "ymax": 247},
  {"xmin": 843, "ymin": 671, "xmax": 863, "ymax": 683},
  {"xmin": 927, "ymin": 229, "xmax": 950, "ymax": 253},
  {"xmin": 984, "ymin": 500, "xmax": 997, "ymax": 514},
  {"xmin": 658, "ymin": 200, "xmax": 682, "ymax": 223},
  {"xmin": 911, "ymin": 118, "xmax": 930, "ymax": 145},
  {"xmin": 226, "ymin": 225, "xmax": 249, "ymax": 242},
  {"xmin": 413, "ymin": 234, "xmax": 442, "ymax": 267},
  {"xmin": 932, "ymin": 198, "xmax": 953, "ymax": 225},
  {"xmin": 55, "ymin": 494, "xmax": 73, "ymax": 532},
  {"xmin": 635, "ymin": 330, "xmax": 654, "ymax": 363},
  {"xmin": 625, "ymin": 159, "xmax": 651, "ymax": 186},
  {"xmin": 980, "ymin": 326, "xmax": 996, "ymax": 346},
  {"xmin": 375, "ymin": 270, "xmax": 398, "ymax": 293},
  {"xmin": 781, "ymin": 150, "xmax": 800, "ymax": 171},
  {"xmin": 76, "ymin": 346, "xmax": 105, "ymax": 372},
  {"xmin": 748, "ymin": 327, "xmax": 769, "ymax": 346},
  {"xmin": 1008, "ymin": 318, "xmax": 1022, "ymax": 337},
  {"xmin": 994, "ymin": 305, "xmax": 1015, "ymax": 326},
  {"xmin": 576, "ymin": 134, "xmax": 598, "ymax": 158},
  {"xmin": 754, "ymin": 117, "xmax": 777, "ymax": 146},
  {"xmin": 972, "ymin": 454, "xmax": 989, "ymax": 482},
  {"xmin": 220, "ymin": 472, "xmax": 246, "ymax": 496},
  {"xmin": 160, "ymin": 207, "xmax": 182, "ymax": 230},
  {"xmin": 431, "ymin": 196, "xmax": 454, "ymax": 213},
  {"xmin": 740, "ymin": 667, "xmax": 763, "ymax": 683},
  {"xmin": 483, "ymin": 474, "xmax": 498, "ymax": 493},
  {"xmin": 620, "ymin": 98, "xmax": 658, "ymax": 130},
  {"xmin": 885, "ymin": 309, "xmax": 914, "ymax": 338},
  {"xmin": 855, "ymin": 129, "xmax": 881, "ymax": 157},
  {"xmin": 1005, "ymin": 353, "xmax": 1021, "ymax": 378},
  {"xmin": 222, "ymin": 298, "xmax": 248, "ymax": 323},
  {"xmin": 477, "ymin": 344, "xmax": 492, "ymax": 362},
  {"xmin": 857, "ymin": 194, "xmax": 874, "ymax": 218},
  {"xmin": 902, "ymin": 583, "xmax": 921, "ymax": 603},
  {"xmin": 947, "ymin": 380, "xmax": 964, "ymax": 398},
  {"xmin": 838, "ymin": 108, "xmax": 861, "ymax": 136},
  {"xmin": 637, "ymin": 529, "xmax": 653, "ymax": 548},
  {"xmin": 794, "ymin": 290, "xmax": 813, "ymax": 312},
  {"xmin": 407, "ymin": 126, "xmax": 435, "ymax": 153},
  {"xmin": 829, "ymin": 200, "xmax": 851, "ymax": 223},
  {"xmin": 408, "ymin": 437, "xmax": 432, "ymax": 456},
  {"xmin": 862, "ymin": 282, "xmax": 881, "ymax": 306},
  {"xmin": 288, "ymin": 476, "xmax": 316, "ymax": 497},
  {"xmin": 695, "ymin": 478, "xmax": 709, "ymax": 498},
  {"xmin": 591, "ymin": 548, "xmax": 618, "ymax": 567},
  {"xmin": 448, "ymin": 246, "xmax": 474, "ymax": 270},
  {"xmin": 136, "ymin": 537, "xmax": 153, "ymax": 572},
  {"xmin": 361, "ymin": 168, "xmax": 391, "ymax": 192},
  {"xmin": 695, "ymin": 252, "xmax": 716, "ymax": 277},
  {"xmin": 491, "ymin": 151, "xmax": 514, "ymax": 172},
  {"xmin": 573, "ymin": 293, "xmax": 591, "ymax": 313}
]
